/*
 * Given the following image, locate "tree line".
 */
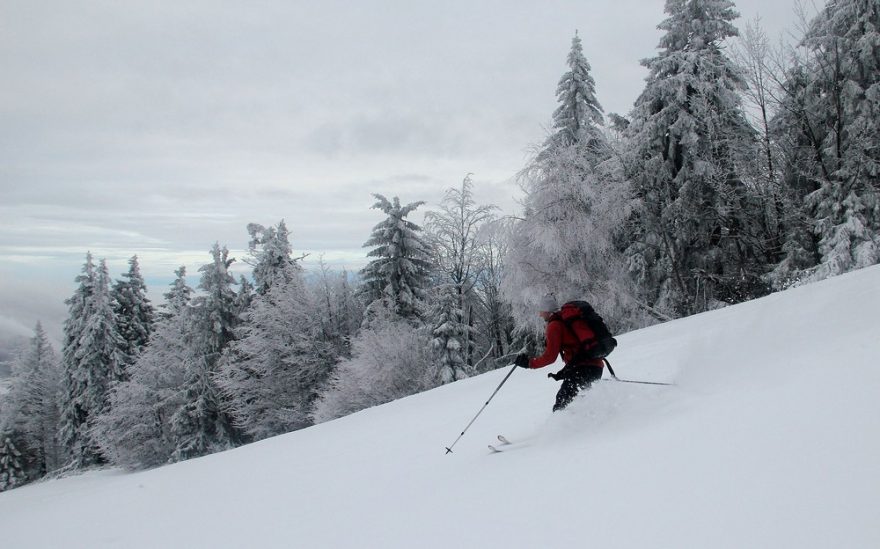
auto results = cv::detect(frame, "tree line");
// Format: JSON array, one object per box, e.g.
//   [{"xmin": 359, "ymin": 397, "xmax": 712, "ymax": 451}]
[{"xmin": 2, "ymin": 0, "xmax": 878, "ymax": 490}]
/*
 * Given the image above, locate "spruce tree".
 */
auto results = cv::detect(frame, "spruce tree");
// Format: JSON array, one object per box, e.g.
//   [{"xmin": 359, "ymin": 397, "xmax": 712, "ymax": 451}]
[
  {"xmin": 169, "ymin": 244, "xmax": 239, "ymax": 461},
  {"xmin": 219, "ymin": 222, "xmax": 334, "ymax": 441},
  {"xmin": 0, "ymin": 435, "xmax": 26, "ymax": 491},
  {"xmin": 0, "ymin": 323, "xmax": 62, "ymax": 479},
  {"xmin": 60, "ymin": 256, "xmax": 125, "ymax": 467},
  {"xmin": 503, "ymin": 32, "xmax": 638, "ymax": 330},
  {"xmin": 623, "ymin": 0, "xmax": 767, "ymax": 316},
  {"xmin": 430, "ymin": 285, "xmax": 468, "ymax": 383},
  {"xmin": 544, "ymin": 32, "xmax": 606, "ymax": 154},
  {"xmin": 360, "ymin": 194, "xmax": 432, "ymax": 322},
  {"xmin": 246, "ymin": 220, "xmax": 299, "ymax": 295},
  {"xmin": 112, "ymin": 255, "xmax": 155, "ymax": 371},
  {"xmin": 219, "ymin": 264, "xmax": 334, "ymax": 441},
  {"xmin": 772, "ymin": 0, "xmax": 880, "ymax": 284},
  {"xmin": 95, "ymin": 270, "xmax": 194, "ymax": 469},
  {"xmin": 161, "ymin": 266, "xmax": 193, "ymax": 319}
]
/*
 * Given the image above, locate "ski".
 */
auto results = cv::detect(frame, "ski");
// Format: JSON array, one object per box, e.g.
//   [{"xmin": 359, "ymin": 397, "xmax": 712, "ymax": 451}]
[{"xmin": 488, "ymin": 434, "xmax": 512, "ymax": 453}]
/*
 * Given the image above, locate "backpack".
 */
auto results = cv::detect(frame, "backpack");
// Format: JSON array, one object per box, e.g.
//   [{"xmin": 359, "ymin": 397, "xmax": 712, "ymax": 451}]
[{"xmin": 556, "ymin": 300, "xmax": 618, "ymax": 361}]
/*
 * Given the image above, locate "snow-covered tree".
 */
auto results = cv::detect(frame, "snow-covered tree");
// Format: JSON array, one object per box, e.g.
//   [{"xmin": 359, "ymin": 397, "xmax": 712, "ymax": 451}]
[
  {"xmin": 430, "ymin": 285, "xmax": 468, "ymax": 383},
  {"xmin": 732, "ymin": 18, "xmax": 789, "ymax": 258},
  {"xmin": 312, "ymin": 260, "xmax": 363, "ymax": 359},
  {"xmin": 161, "ymin": 266, "xmax": 193, "ymax": 319},
  {"xmin": 219, "ymin": 264, "xmax": 334, "ymax": 441},
  {"xmin": 169, "ymin": 244, "xmax": 240, "ymax": 461},
  {"xmin": 424, "ymin": 175, "xmax": 497, "ymax": 372},
  {"xmin": 112, "ymin": 255, "xmax": 155, "ymax": 371},
  {"xmin": 94, "ymin": 272, "xmax": 195, "ymax": 469},
  {"xmin": 543, "ymin": 32, "xmax": 606, "ymax": 155},
  {"xmin": 623, "ymin": 0, "xmax": 768, "ymax": 316},
  {"xmin": 246, "ymin": 220, "xmax": 300, "ymax": 295},
  {"xmin": 0, "ymin": 435, "xmax": 26, "ymax": 491},
  {"xmin": 0, "ymin": 324, "xmax": 62, "ymax": 480},
  {"xmin": 360, "ymin": 194, "xmax": 433, "ymax": 322},
  {"xmin": 506, "ymin": 142, "xmax": 637, "ymax": 330},
  {"xmin": 59, "ymin": 256, "xmax": 126, "ymax": 467},
  {"xmin": 503, "ymin": 33, "xmax": 640, "ymax": 331},
  {"xmin": 771, "ymin": 0, "xmax": 880, "ymax": 285},
  {"xmin": 472, "ymin": 219, "xmax": 517, "ymax": 366},
  {"xmin": 235, "ymin": 275, "xmax": 255, "ymax": 315},
  {"xmin": 311, "ymin": 321, "xmax": 437, "ymax": 423}
]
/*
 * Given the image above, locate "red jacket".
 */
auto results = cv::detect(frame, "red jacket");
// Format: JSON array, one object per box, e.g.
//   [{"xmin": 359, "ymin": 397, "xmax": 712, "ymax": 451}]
[{"xmin": 529, "ymin": 314, "xmax": 605, "ymax": 370}]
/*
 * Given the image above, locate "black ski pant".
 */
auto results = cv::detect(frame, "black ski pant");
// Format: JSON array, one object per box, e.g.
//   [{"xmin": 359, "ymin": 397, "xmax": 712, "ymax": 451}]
[{"xmin": 553, "ymin": 364, "xmax": 604, "ymax": 412}]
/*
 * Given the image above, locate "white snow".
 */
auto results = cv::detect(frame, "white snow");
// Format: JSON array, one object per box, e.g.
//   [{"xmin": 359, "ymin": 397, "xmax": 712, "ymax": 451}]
[{"xmin": 2, "ymin": 266, "xmax": 879, "ymax": 548}]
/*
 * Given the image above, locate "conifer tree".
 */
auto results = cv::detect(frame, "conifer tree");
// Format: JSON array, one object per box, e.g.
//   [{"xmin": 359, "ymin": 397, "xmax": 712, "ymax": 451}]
[
  {"xmin": 112, "ymin": 255, "xmax": 155, "ymax": 370},
  {"xmin": 162, "ymin": 266, "xmax": 193, "ymax": 319},
  {"xmin": 235, "ymin": 275, "xmax": 255, "ymax": 316},
  {"xmin": 771, "ymin": 0, "xmax": 880, "ymax": 285},
  {"xmin": 0, "ymin": 323, "xmax": 62, "ymax": 479},
  {"xmin": 246, "ymin": 220, "xmax": 300, "ymax": 295},
  {"xmin": 360, "ymin": 194, "xmax": 432, "ymax": 322},
  {"xmin": 0, "ymin": 435, "xmax": 26, "ymax": 491},
  {"xmin": 169, "ymin": 244, "xmax": 240, "ymax": 461},
  {"xmin": 623, "ymin": 0, "xmax": 767, "ymax": 316},
  {"xmin": 544, "ymin": 32, "xmax": 606, "ymax": 154},
  {"xmin": 430, "ymin": 285, "xmax": 468, "ymax": 383},
  {"xmin": 504, "ymin": 32, "xmax": 638, "ymax": 330},
  {"xmin": 219, "ymin": 222, "xmax": 334, "ymax": 441},
  {"xmin": 219, "ymin": 264, "xmax": 334, "ymax": 440},
  {"xmin": 59, "ymin": 256, "xmax": 125, "ymax": 467},
  {"xmin": 94, "ymin": 270, "xmax": 194, "ymax": 469}
]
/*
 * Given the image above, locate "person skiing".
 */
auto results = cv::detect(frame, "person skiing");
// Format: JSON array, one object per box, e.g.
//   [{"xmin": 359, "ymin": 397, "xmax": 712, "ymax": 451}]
[{"xmin": 514, "ymin": 294, "xmax": 607, "ymax": 411}]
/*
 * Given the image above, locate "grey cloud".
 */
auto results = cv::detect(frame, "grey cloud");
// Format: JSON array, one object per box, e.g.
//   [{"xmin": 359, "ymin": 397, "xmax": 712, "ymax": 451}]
[{"xmin": 1, "ymin": 0, "xmax": 797, "ymax": 346}]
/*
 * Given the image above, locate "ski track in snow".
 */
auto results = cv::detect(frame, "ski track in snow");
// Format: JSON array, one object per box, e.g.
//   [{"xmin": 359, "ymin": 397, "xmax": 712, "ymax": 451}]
[{"xmin": 2, "ymin": 266, "xmax": 879, "ymax": 548}]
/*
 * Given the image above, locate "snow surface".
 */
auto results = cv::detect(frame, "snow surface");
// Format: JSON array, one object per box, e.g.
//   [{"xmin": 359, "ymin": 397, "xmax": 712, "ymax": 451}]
[{"xmin": 2, "ymin": 266, "xmax": 879, "ymax": 548}]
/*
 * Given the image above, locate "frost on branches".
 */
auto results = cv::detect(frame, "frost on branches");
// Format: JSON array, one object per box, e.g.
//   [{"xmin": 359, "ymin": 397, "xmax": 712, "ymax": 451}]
[
  {"xmin": 504, "ymin": 32, "xmax": 637, "ymax": 331},
  {"xmin": 111, "ymin": 255, "xmax": 155, "ymax": 371},
  {"xmin": 59, "ymin": 256, "xmax": 126, "ymax": 467},
  {"xmin": 430, "ymin": 285, "xmax": 468, "ymax": 384},
  {"xmin": 218, "ymin": 222, "xmax": 335, "ymax": 441},
  {"xmin": 424, "ymin": 175, "xmax": 498, "ymax": 377},
  {"xmin": 0, "ymin": 324, "xmax": 62, "ymax": 489},
  {"xmin": 93, "ymin": 270, "xmax": 195, "ymax": 469},
  {"xmin": 771, "ymin": 0, "xmax": 880, "ymax": 286},
  {"xmin": 359, "ymin": 194, "xmax": 432, "ymax": 323},
  {"xmin": 168, "ymin": 244, "xmax": 240, "ymax": 461},
  {"xmin": 311, "ymin": 320, "xmax": 436, "ymax": 423},
  {"xmin": 623, "ymin": 0, "xmax": 769, "ymax": 317}
]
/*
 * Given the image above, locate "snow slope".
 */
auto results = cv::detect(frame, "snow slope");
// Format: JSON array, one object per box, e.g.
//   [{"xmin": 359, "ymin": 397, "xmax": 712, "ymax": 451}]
[{"xmin": 2, "ymin": 266, "xmax": 879, "ymax": 549}]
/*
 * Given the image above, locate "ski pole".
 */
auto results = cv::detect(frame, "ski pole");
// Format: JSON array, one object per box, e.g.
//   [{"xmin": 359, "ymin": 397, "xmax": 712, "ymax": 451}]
[
  {"xmin": 602, "ymin": 378, "xmax": 675, "ymax": 386},
  {"xmin": 602, "ymin": 358, "xmax": 674, "ymax": 386},
  {"xmin": 445, "ymin": 364, "xmax": 518, "ymax": 454}
]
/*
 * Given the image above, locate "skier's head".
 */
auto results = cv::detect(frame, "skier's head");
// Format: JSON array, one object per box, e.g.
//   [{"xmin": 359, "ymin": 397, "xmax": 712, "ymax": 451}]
[{"xmin": 538, "ymin": 294, "xmax": 558, "ymax": 320}]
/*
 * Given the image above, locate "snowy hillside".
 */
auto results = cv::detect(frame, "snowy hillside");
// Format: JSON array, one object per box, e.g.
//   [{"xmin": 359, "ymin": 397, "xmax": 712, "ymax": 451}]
[{"xmin": 2, "ymin": 266, "xmax": 879, "ymax": 549}]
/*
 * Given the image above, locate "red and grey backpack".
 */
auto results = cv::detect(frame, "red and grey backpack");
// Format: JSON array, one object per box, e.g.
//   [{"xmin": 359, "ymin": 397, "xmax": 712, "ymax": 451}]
[{"xmin": 556, "ymin": 300, "xmax": 618, "ymax": 362}]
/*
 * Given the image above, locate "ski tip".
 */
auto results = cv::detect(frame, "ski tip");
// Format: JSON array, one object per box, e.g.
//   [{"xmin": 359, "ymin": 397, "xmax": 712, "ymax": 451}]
[
  {"xmin": 488, "ymin": 445, "xmax": 500, "ymax": 453},
  {"xmin": 497, "ymin": 435, "xmax": 511, "ymax": 444}
]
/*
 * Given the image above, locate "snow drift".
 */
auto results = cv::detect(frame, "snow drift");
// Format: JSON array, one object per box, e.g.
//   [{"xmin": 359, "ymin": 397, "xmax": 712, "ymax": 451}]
[{"xmin": 2, "ymin": 266, "xmax": 879, "ymax": 548}]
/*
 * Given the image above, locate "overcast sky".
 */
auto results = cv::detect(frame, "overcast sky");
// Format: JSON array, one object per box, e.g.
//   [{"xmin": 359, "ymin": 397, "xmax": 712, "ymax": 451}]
[{"xmin": 0, "ymin": 0, "xmax": 799, "ymax": 345}]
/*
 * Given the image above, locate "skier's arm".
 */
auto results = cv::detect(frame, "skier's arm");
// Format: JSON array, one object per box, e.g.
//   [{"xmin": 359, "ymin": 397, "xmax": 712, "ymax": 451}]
[{"xmin": 529, "ymin": 321, "xmax": 563, "ymax": 369}]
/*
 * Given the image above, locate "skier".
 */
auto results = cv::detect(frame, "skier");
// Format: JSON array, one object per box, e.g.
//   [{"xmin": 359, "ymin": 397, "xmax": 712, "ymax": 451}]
[{"xmin": 514, "ymin": 295, "xmax": 607, "ymax": 411}]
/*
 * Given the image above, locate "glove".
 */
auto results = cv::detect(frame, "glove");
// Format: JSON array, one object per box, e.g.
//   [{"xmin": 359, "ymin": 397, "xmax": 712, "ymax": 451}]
[
  {"xmin": 514, "ymin": 353, "xmax": 530, "ymax": 368},
  {"xmin": 548, "ymin": 367, "xmax": 569, "ymax": 381}
]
